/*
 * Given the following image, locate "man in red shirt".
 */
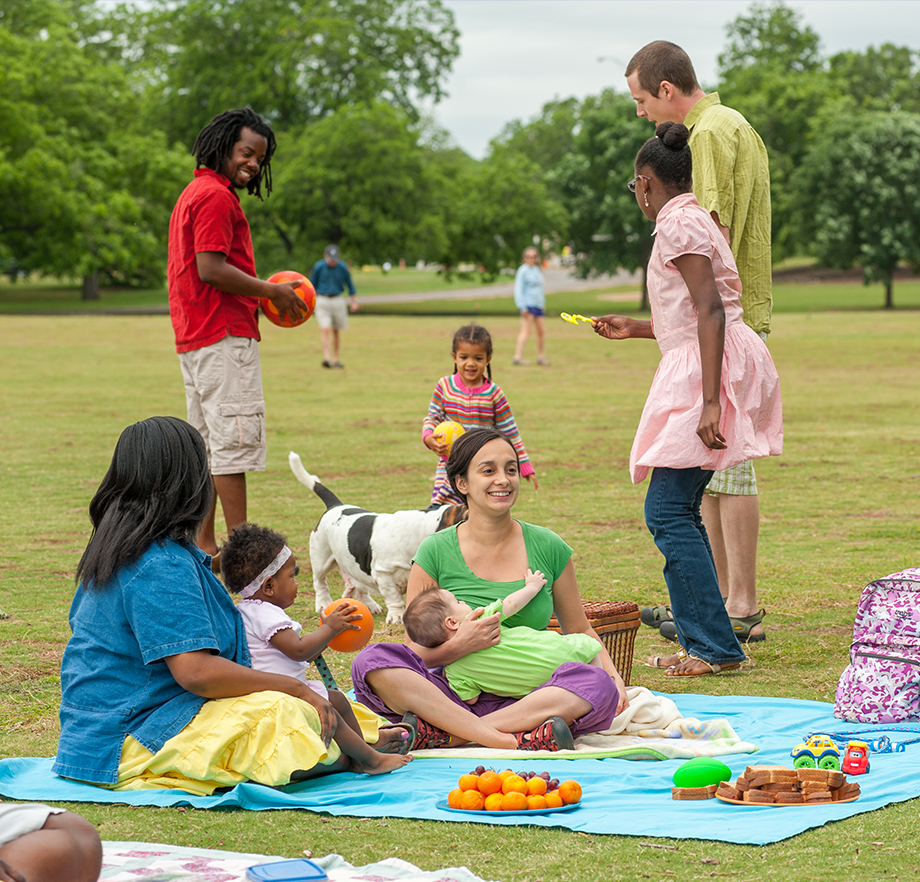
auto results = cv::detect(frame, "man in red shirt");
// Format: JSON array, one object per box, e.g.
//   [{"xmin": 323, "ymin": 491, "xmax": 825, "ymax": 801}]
[{"xmin": 167, "ymin": 108, "xmax": 307, "ymax": 567}]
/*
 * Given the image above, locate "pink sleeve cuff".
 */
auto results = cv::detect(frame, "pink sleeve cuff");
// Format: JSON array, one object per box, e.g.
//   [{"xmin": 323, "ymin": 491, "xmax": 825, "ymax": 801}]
[{"xmin": 520, "ymin": 462, "xmax": 535, "ymax": 477}]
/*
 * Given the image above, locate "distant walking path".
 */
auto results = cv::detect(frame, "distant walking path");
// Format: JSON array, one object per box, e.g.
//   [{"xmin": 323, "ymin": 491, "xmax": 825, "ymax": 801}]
[{"xmin": 363, "ymin": 267, "xmax": 641, "ymax": 304}]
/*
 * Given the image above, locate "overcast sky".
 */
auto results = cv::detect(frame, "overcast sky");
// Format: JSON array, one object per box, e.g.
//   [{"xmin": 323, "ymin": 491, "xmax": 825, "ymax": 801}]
[{"xmin": 431, "ymin": 0, "xmax": 920, "ymax": 158}]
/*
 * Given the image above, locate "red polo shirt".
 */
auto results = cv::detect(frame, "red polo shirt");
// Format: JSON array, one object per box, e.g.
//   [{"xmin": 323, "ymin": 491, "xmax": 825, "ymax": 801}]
[{"xmin": 167, "ymin": 169, "xmax": 261, "ymax": 353}]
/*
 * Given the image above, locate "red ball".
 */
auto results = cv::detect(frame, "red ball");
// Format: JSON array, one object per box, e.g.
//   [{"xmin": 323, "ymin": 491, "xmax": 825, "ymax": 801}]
[
  {"xmin": 323, "ymin": 599, "xmax": 374, "ymax": 653},
  {"xmin": 261, "ymin": 270, "xmax": 317, "ymax": 328}
]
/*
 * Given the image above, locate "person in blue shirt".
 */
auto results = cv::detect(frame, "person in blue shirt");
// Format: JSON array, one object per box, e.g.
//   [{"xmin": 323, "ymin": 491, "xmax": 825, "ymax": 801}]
[
  {"xmin": 512, "ymin": 246, "xmax": 549, "ymax": 366},
  {"xmin": 310, "ymin": 244, "xmax": 358, "ymax": 369},
  {"xmin": 54, "ymin": 416, "xmax": 407, "ymax": 795}
]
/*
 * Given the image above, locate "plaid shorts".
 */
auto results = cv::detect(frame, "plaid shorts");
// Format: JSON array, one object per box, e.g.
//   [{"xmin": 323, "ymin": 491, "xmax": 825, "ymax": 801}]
[{"xmin": 706, "ymin": 459, "xmax": 757, "ymax": 496}]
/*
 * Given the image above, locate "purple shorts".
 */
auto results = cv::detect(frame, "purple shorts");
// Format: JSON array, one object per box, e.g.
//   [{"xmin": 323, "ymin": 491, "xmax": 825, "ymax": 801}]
[
  {"xmin": 351, "ymin": 643, "xmax": 617, "ymax": 739},
  {"xmin": 522, "ymin": 307, "xmax": 545, "ymax": 318}
]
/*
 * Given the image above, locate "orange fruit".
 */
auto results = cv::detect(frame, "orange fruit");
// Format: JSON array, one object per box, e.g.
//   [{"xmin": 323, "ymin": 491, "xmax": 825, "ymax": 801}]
[
  {"xmin": 500, "ymin": 791, "xmax": 528, "ymax": 811},
  {"xmin": 497, "ymin": 769, "xmax": 515, "ymax": 782},
  {"xmin": 458, "ymin": 773, "xmax": 480, "ymax": 791},
  {"xmin": 459, "ymin": 789, "xmax": 484, "ymax": 811},
  {"xmin": 501, "ymin": 774, "xmax": 528, "ymax": 795},
  {"xmin": 526, "ymin": 794, "xmax": 548, "ymax": 810},
  {"xmin": 526, "ymin": 776, "xmax": 547, "ymax": 796},
  {"xmin": 558, "ymin": 780, "xmax": 582, "ymax": 804},
  {"xmin": 478, "ymin": 770, "xmax": 503, "ymax": 795},
  {"xmin": 544, "ymin": 790, "xmax": 564, "ymax": 808},
  {"xmin": 483, "ymin": 792, "xmax": 505, "ymax": 812},
  {"xmin": 447, "ymin": 788, "xmax": 464, "ymax": 808}
]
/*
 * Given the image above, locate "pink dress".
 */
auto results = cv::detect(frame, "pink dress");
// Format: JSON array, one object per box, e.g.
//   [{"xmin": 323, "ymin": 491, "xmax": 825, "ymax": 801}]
[{"xmin": 629, "ymin": 193, "xmax": 783, "ymax": 484}]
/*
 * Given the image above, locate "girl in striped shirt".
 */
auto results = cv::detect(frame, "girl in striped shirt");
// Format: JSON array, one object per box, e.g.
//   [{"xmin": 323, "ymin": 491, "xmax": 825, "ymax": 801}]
[{"xmin": 423, "ymin": 324, "xmax": 538, "ymax": 506}]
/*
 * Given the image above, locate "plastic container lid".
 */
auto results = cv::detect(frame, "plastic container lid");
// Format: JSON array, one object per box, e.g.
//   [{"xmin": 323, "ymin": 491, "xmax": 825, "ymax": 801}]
[{"xmin": 246, "ymin": 858, "xmax": 328, "ymax": 881}]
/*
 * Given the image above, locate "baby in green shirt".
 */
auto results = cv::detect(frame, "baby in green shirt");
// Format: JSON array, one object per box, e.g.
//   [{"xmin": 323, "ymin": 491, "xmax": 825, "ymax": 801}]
[{"xmin": 403, "ymin": 569, "xmax": 609, "ymax": 704}]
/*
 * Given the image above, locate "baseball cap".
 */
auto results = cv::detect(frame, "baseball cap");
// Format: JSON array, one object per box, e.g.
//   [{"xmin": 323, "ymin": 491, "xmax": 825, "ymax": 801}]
[{"xmin": 324, "ymin": 245, "xmax": 340, "ymax": 259}]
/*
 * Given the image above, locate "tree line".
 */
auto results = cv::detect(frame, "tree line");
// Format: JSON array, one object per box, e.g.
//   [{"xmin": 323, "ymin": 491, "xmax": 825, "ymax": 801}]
[{"xmin": 2, "ymin": 0, "xmax": 919, "ymax": 305}]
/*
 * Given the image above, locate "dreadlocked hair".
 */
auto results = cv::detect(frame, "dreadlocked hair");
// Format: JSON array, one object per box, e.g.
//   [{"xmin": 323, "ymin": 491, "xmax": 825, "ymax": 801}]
[
  {"xmin": 192, "ymin": 107, "xmax": 276, "ymax": 200},
  {"xmin": 220, "ymin": 523, "xmax": 287, "ymax": 594},
  {"xmin": 451, "ymin": 322, "xmax": 494, "ymax": 382}
]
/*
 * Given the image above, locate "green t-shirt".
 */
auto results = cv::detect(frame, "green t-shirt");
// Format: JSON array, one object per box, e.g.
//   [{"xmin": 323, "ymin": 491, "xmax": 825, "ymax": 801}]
[
  {"xmin": 411, "ymin": 520, "xmax": 573, "ymax": 630},
  {"xmin": 445, "ymin": 598, "xmax": 601, "ymax": 701}
]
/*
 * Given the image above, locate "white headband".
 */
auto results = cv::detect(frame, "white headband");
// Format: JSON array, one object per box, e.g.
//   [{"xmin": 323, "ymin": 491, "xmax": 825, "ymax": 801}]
[{"xmin": 239, "ymin": 546, "xmax": 293, "ymax": 598}]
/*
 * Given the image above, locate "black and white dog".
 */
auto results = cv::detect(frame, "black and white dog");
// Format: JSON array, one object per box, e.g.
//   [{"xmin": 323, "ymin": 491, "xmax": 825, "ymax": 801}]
[{"xmin": 289, "ymin": 452, "xmax": 468, "ymax": 624}]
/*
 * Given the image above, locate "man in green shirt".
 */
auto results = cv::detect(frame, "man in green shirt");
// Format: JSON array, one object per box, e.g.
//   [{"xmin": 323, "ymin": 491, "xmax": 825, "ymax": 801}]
[{"xmin": 625, "ymin": 40, "xmax": 772, "ymax": 643}]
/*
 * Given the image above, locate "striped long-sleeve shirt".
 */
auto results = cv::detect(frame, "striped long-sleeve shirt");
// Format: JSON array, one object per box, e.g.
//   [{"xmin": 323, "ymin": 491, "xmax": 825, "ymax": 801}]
[{"xmin": 422, "ymin": 374, "xmax": 534, "ymax": 477}]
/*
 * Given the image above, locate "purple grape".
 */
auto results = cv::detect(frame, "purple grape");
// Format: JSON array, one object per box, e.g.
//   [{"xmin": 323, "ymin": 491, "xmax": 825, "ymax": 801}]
[
  {"xmin": 548, "ymin": 778, "xmax": 559, "ymax": 790},
  {"xmin": 540, "ymin": 772, "xmax": 551, "ymax": 781},
  {"xmin": 474, "ymin": 765, "xmax": 485, "ymax": 776}
]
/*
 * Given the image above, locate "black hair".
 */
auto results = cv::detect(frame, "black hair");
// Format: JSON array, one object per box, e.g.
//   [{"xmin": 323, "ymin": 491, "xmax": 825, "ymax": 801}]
[
  {"xmin": 192, "ymin": 107, "xmax": 276, "ymax": 200},
  {"xmin": 403, "ymin": 587, "xmax": 453, "ymax": 647},
  {"xmin": 451, "ymin": 323, "xmax": 493, "ymax": 382},
  {"xmin": 221, "ymin": 523, "xmax": 288, "ymax": 594},
  {"xmin": 635, "ymin": 121, "xmax": 693, "ymax": 192},
  {"xmin": 76, "ymin": 416, "xmax": 213, "ymax": 590},
  {"xmin": 446, "ymin": 427, "xmax": 518, "ymax": 502}
]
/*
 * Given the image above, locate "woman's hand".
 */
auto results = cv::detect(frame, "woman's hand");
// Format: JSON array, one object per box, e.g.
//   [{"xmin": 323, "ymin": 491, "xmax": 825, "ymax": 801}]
[
  {"xmin": 453, "ymin": 606, "xmax": 502, "ymax": 654},
  {"xmin": 320, "ymin": 601, "xmax": 363, "ymax": 636},
  {"xmin": 288, "ymin": 682, "xmax": 338, "ymax": 746},
  {"xmin": 697, "ymin": 401, "xmax": 726, "ymax": 450}
]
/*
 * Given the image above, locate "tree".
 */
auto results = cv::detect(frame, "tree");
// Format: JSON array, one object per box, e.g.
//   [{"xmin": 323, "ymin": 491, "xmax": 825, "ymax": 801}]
[
  {"xmin": 253, "ymin": 102, "xmax": 446, "ymax": 270},
  {"xmin": 96, "ymin": 0, "xmax": 460, "ymax": 146},
  {"xmin": 551, "ymin": 90, "xmax": 652, "ymax": 305},
  {"xmin": 827, "ymin": 44, "xmax": 920, "ymax": 114},
  {"xmin": 793, "ymin": 112, "xmax": 920, "ymax": 308},
  {"xmin": 0, "ymin": 13, "xmax": 189, "ymax": 295}
]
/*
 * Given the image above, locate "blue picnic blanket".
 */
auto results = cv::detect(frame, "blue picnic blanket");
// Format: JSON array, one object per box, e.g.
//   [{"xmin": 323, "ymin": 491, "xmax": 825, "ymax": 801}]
[{"xmin": 1, "ymin": 693, "xmax": 916, "ymax": 845}]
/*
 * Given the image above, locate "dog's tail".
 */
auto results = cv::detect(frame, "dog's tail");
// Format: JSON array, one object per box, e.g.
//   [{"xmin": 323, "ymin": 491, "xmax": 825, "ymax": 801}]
[{"xmin": 288, "ymin": 451, "xmax": 344, "ymax": 510}]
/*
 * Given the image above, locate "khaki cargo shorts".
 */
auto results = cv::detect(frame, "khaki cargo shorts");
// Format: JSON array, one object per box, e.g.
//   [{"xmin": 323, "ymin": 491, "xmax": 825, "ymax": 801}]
[
  {"xmin": 313, "ymin": 294, "xmax": 349, "ymax": 330},
  {"xmin": 179, "ymin": 335, "xmax": 266, "ymax": 475}
]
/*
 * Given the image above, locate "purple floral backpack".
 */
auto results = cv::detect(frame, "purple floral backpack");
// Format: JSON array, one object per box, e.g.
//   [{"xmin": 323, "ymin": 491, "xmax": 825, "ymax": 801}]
[{"xmin": 835, "ymin": 568, "xmax": 920, "ymax": 723}]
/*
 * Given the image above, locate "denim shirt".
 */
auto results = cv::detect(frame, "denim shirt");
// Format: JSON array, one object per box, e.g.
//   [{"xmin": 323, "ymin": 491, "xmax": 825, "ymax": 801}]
[{"xmin": 53, "ymin": 539, "xmax": 248, "ymax": 784}]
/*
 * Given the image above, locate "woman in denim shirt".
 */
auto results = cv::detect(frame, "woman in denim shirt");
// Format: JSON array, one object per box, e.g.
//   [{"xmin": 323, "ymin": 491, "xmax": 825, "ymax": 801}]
[{"xmin": 54, "ymin": 417, "xmax": 363, "ymax": 794}]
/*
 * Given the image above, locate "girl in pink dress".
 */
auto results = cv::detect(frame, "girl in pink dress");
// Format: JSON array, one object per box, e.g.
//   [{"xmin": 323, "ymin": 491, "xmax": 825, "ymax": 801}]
[{"xmin": 592, "ymin": 122, "xmax": 782, "ymax": 677}]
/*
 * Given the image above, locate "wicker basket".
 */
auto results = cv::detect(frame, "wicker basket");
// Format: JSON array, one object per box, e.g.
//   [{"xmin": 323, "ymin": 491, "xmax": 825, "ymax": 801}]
[{"xmin": 547, "ymin": 600, "xmax": 641, "ymax": 686}]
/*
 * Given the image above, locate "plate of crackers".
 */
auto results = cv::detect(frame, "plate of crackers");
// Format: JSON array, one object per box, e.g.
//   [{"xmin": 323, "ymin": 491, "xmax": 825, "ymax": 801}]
[{"xmin": 713, "ymin": 764, "xmax": 860, "ymax": 806}]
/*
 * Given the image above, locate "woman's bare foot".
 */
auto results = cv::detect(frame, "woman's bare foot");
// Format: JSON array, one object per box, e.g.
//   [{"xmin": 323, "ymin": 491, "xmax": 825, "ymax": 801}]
[
  {"xmin": 354, "ymin": 751, "xmax": 413, "ymax": 775},
  {"xmin": 373, "ymin": 725, "xmax": 412, "ymax": 755}
]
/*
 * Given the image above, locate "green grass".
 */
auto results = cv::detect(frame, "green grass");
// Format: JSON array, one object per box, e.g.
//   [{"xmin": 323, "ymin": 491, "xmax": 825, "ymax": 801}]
[{"xmin": 2, "ymin": 306, "xmax": 920, "ymax": 880}]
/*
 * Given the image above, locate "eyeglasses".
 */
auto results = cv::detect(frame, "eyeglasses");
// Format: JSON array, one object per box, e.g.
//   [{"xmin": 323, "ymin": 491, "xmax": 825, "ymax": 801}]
[{"xmin": 627, "ymin": 174, "xmax": 650, "ymax": 193}]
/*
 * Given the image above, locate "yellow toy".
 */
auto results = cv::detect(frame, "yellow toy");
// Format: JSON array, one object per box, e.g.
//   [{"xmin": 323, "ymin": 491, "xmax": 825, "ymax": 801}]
[
  {"xmin": 560, "ymin": 312, "xmax": 593, "ymax": 325},
  {"xmin": 432, "ymin": 420, "xmax": 465, "ymax": 456}
]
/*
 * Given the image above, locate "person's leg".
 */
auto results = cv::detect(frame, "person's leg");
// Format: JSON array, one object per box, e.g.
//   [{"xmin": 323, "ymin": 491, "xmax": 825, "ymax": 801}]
[
  {"xmin": 331, "ymin": 328, "xmax": 342, "ymax": 364},
  {"xmin": 700, "ymin": 493, "xmax": 729, "ymax": 599},
  {"xmin": 365, "ymin": 667, "xmax": 518, "ymax": 748},
  {"xmin": 327, "ymin": 690, "xmax": 410, "ymax": 754},
  {"xmin": 329, "ymin": 708, "xmax": 412, "ymax": 774},
  {"xmin": 481, "ymin": 686, "xmax": 591, "ymax": 732},
  {"xmin": 212, "ymin": 473, "xmax": 247, "ymax": 534},
  {"xmin": 197, "ymin": 488, "xmax": 220, "ymax": 556},
  {"xmin": 513, "ymin": 312, "xmax": 531, "ymax": 361},
  {"xmin": 718, "ymin": 494, "xmax": 761, "ymax": 624},
  {"xmin": 534, "ymin": 315, "xmax": 547, "ymax": 361},
  {"xmin": 0, "ymin": 812, "xmax": 102, "ymax": 882},
  {"xmin": 644, "ymin": 467, "xmax": 745, "ymax": 668},
  {"xmin": 320, "ymin": 326, "xmax": 333, "ymax": 364}
]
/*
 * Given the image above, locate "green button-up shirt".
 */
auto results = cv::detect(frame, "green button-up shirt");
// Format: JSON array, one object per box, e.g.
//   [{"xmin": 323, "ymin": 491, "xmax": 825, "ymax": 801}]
[{"xmin": 685, "ymin": 93, "xmax": 772, "ymax": 336}]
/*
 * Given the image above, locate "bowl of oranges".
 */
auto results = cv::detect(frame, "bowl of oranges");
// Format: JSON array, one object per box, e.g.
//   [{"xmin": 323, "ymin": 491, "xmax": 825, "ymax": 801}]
[{"xmin": 438, "ymin": 766, "xmax": 583, "ymax": 815}]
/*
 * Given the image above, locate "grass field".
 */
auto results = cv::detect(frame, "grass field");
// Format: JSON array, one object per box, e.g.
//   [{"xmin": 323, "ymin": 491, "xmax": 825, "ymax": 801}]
[{"xmin": 2, "ymin": 298, "xmax": 919, "ymax": 880}]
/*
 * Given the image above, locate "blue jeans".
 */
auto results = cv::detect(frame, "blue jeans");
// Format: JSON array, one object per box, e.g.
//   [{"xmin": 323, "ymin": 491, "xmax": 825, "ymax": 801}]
[{"xmin": 644, "ymin": 467, "xmax": 746, "ymax": 666}]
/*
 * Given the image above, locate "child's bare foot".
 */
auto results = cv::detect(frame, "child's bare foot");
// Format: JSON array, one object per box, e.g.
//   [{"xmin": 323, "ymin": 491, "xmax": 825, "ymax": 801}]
[
  {"xmin": 355, "ymin": 751, "xmax": 414, "ymax": 775},
  {"xmin": 373, "ymin": 724, "xmax": 412, "ymax": 755}
]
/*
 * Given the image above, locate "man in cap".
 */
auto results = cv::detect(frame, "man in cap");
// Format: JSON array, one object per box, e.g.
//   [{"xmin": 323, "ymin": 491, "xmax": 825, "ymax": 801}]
[{"xmin": 310, "ymin": 244, "xmax": 358, "ymax": 368}]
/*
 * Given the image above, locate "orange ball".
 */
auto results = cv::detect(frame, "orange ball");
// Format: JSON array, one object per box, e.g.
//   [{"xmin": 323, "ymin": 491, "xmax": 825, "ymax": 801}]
[
  {"xmin": 261, "ymin": 270, "xmax": 317, "ymax": 327},
  {"xmin": 558, "ymin": 780, "xmax": 582, "ymax": 804},
  {"xmin": 323, "ymin": 600, "xmax": 374, "ymax": 652}
]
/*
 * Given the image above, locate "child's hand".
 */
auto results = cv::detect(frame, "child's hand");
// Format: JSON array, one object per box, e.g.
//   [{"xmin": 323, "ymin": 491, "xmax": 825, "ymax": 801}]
[
  {"xmin": 525, "ymin": 473, "xmax": 540, "ymax": 490},
  {"xmin": 424, "ymin": 432, "xmax": 449, "ymax": 457},
  {"xmin": 524, "ymin": 568, "xmax": 547, "ymax": 591},
  {"xmin": 697, "ymin": 402, "xmax": 727, "ymax": 450},
  {"xmin": 320, "ymin": 601, "xmax": 363, "ymax": 636},
  {"xmin": 591, "ymin": 314, "xmax": 631, "ymax": 339}
]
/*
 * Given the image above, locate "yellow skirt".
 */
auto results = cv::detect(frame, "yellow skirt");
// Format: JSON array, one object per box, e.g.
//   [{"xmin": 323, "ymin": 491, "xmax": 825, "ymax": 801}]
[{"xmin": 110, "ymin": 691, "xmax": 383, "ymax": 796}]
